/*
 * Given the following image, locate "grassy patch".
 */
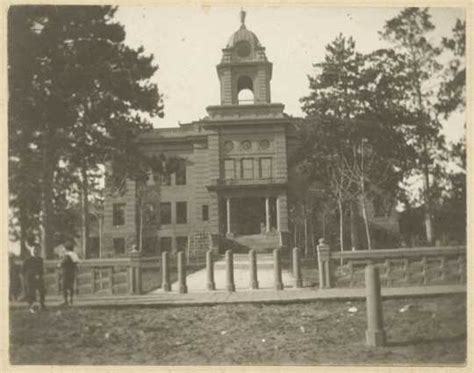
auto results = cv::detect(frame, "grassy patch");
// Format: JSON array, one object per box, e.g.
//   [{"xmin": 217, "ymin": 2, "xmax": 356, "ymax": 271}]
[{"xmin": 9, "ymin": 294, "xmax": 466, "ymax": 365}]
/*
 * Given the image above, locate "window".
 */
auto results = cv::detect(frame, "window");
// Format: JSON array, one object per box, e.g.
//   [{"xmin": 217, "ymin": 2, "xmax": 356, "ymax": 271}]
[
  {"xmin": 159, "ymin": 173, "xmax": 171, "ymax": 186},
  {"xmin": 160, "ymin": 202, "xmax": 171, "ymax": 224},
  {"xmin": 373, "ymin": 195, "xmax": 389, "ymax": 217},
  {"xmin": 241, "ymin": 158, "xmax": 254, "ymax": 179},
  {"xmin": 142, "ymin": 236, "xmax": 158, "ymax": 255},
  {"xmin": 112, "ymin": 203, "xmax": 125, "ymax": 226},
  {"xmin": 224, "ymin": 159, "xmax": 235, "ymax": 179},
  {"xmin": 176, "ymin": 202, "xmax": 187, "ymax": 224},
  {"xmin": 259, "ymin": 158, "xmax": 272, "ymax": 178},
  {"xmin": 113, "ymin": 238, "xmax": 125, "ymax": 255},
  {"xmin": 175, "ymin": 159, "xmax": 186, "ymax": 185},
  {"xmin": 202, "ymin": 205, "xmax": 209, "ymax": 221},
  {"xmin": 160, "ymin": 237, "xmax": 172, "ymax": 252},
  {"xmin": 176, "ymin": 236, "xmax": 188, "ymax": 252}
]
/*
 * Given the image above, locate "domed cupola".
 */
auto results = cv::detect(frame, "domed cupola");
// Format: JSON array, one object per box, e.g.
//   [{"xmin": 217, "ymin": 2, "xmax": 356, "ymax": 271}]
[{"xmin": 206, "ymin": 10, "xmax": 284, "ymax": 120}]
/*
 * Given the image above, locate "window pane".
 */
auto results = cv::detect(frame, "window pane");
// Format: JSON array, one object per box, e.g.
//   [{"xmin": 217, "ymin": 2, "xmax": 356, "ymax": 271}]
[
  {"xmin": 224, "ymin": 159, "xmax": 235, "ymax": 179},
  {"xmin": 176, "ymin": 160, "xmax": 186, "ymax": 185},
  {"xmin": 160, "ymin": 237, "xmax": 172, "ymax": 252},
  {"xmin": 202, "ymin": 205, "xmax": 209, "ymax": 221},
  {"xmin": 259, "ymin": 158, "xmax": 272, "ymax": 178},
  {"xmin": 113, "ymin": 238, "xmax": 125, "ymax": 255},
  {"xmin": 160, "ymin": 173, "xmax": 171, "ymax": 186},
  {"xmin": 176, "ymin": 236, "xmax": 188, "ymax": 252},
  {"xmin": 160, "ymin": 202, "xmax": 171, "ymax": 224},
  {"xmin": 113, "ymin": 204, "xmax": 125, "ymax": 226},
  {"xmin": 241, "ymin": 158, "xmax": 253, "ymax": 179},
  {"xmin": 176, "ymin": 201, "xmax": 187, "ymax": 224}
]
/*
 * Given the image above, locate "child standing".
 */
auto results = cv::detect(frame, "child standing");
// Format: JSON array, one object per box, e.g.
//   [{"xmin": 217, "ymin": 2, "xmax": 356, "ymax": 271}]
[{"xmin": 61, "ymin": 241, "xmax": 80, "ymax": 306}]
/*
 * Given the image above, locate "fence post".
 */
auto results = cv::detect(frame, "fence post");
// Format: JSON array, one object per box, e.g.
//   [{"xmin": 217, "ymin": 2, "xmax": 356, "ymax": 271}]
[
  {"xmin": 249, "ymin": 249, "xmax": 259, "ymax": 289},
  {"xmin": 206, "ymin": 249, "xmax": 216, "ymax": 291},
  {"xmin": 226, "ymin": 250, "xmax": 235, "ymax": 292},
  {"xmin": 365, "ymin": 264, "xmax": 386, "ymax": 347},
  {"xmin": 317, "ymin": 238, "xmax": 332, "ymax": 289},
  {"xmin": 177, "ymin": 251, "xmax": 187, "ymax": 294},
  {"xmin": 274, "ymin": 248, "xmax": 284, "ymax": 290},
  {"xmin": 130, "ymin": 250, "xmax": 142, "ymax": 295},
  {"xmin": 293, "ymin": 247, "xmax": 302, "ymax": 288},
  {"xmin": 162, "ymin": 251, "xmax": 171, "ymax": 292}
]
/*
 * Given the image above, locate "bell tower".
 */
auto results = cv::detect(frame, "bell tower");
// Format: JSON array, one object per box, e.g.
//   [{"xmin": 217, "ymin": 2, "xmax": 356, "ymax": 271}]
[{"xmin": 217, "ymin": 10, "xmax": 273, "ymax": 105}]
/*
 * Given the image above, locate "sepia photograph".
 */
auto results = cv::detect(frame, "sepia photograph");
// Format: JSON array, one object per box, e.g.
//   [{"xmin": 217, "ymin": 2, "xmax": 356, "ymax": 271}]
[{"xmin": 6, "ymin": 2, "xmax": 468, "ymax": 367}]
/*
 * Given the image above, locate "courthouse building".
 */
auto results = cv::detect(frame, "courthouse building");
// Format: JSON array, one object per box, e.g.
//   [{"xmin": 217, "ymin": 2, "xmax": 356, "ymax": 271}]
[{"xmin": 100, "ymin": 12, "xmax": 398, "ymax": 258}]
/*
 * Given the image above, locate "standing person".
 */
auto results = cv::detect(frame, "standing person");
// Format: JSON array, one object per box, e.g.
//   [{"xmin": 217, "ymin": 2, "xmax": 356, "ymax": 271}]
[
  {"xmin": 61, "ymin": 240, "xmax": 80, "ymax": 306},
  {"xmin": 22, "ymin": 245, "xmax": 46, "ymax": 312}
]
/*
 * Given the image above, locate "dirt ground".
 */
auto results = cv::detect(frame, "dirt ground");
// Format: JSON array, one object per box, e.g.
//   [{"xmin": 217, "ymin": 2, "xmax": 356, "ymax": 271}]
[{"xmin": 9, "ymin": 294, "xmax": 466, "ymax": 366}]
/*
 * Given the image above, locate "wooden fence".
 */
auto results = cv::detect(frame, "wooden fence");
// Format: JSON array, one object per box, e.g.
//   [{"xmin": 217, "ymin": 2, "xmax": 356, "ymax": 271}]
[{"xmin": 317, "ymin": 244, "xmax": 466, "ymax": 289}]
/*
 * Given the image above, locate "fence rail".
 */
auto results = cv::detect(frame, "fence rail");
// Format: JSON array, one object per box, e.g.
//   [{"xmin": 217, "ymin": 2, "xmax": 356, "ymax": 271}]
[{"xmin": 317, "ymin": 244, "xmax": 466, "ymax": 289}]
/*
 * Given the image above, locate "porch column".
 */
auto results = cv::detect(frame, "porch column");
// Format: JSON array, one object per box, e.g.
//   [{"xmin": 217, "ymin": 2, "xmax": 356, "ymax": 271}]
[
  {"xmin": 276, "ymin": 197, "xmax": 281, "ymax": 231},
  {"xmin": 226, "ymin": 198, "xmax": 231, "ymax": 235},
  {"xmin": 265, "ymin": 197, "xmax": 270, "ymax": 233}
]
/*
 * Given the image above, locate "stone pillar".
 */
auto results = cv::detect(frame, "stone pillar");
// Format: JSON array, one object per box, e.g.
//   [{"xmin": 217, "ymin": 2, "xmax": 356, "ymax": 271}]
[
  {"xmin": 273, "ymin": 248, "xmax": 284, "ymax": 290},
  {"xmin": 206, "ymin": 249, "xmax": 216, "ymax": 291},
  {"xmin": 226, "ymin": 198, "xmax": 232, "ymax": 236},
  {"xmin": 249, "ymin": 249, "xmax": 259, "ymax": 289},
  {"xmin": 265, "ymin": 197, "xmax": 271, "ymax": 233},
  {"xmin": 365, "ymin": 264, "xmax": 386, "ymax": 347},
  {"xmin": 317, "ymin": 238, "xmax": 332, "ymax": 289},
  {"xmin": 130, "ymin": 250, "xmax": 142, "ymax": 295},
  {"xmin": 225, "ymin": 250, "xmax": 235, "ymax": 292},
  {"xmin": 162, "ymin": 251, "xmax": 171, "ymax": 292},
  {"xmin": 177, "ymin": 251, "xmax": 187, "ymax": 294},
  {"xmin": 293, "ymin": 247, "xmax": 303, "ymax": 288}
]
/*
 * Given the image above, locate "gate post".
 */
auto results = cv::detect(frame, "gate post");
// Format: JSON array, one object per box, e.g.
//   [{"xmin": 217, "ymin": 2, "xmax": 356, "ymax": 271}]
[
  {"xmin": 206, "ymin": 249, "xmax": 216, "ymax": 291},
  {"xmin": 225, "ymin": 250, "xmax": 235, "ymax": 292},
  {"xmin": 317, "ymin": 238, "xmax": 332, "ymax": 288},
  {"xmin": 365, "ymin": 264, "xmax": 386, "ymax": 347},
  {"xmin": 162, "ymin": 251, "xmax": 171, "ymax": 292},
  {"xmin": 130, "ymin": 250, "xmax": 142, "ymax": 295},
  {"xmin": 293, "ymin": 247, "xmax": 303, "ymax": 288},
  {"xmin": 249, "ymin": 249, "xmax": 259, "ymax": 289},
  {"xmin": 177, "ymin": 251, "xmax": 187, "ymax": 294},
  {"xmin": 273, "ymin": 248, "xmax": 284, "ymax": 290}
]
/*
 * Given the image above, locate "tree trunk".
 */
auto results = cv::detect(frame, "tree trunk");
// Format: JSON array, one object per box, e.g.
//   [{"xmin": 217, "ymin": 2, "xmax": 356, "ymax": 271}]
[
  {"xmin": 304, "ymin": 215, "xmax": 309, "ymax": 258},
  {"xmin": 360, "ymin": 195, "xmax": 372, "ymax": 251},
  {"xmin": 98, "ymin": 215, "xmax": 103, "ymax": 258},
  {"xmin": 350, "ymin": 201, "xmax": 359, "ymax": 251},
  {"xmin": 81, "ymin": 163, "xmax": 90, "ymax": 259},
  {"xmin": 41, "ymin": 132, "xmax": 55, "ymax": 259},
  {"xmin": 139, "ymin": 207, "xmax": 144, "ymax": 252},
  {"xmin": 422, "ymin": 140, "xmax": 434, "ymax": 245},
  {"xmin": 19, "ymin": 206, "xmax": 28, "ymax": 257},
  {"xmin": 337, "ymin": 198, "xmax": 344, "ymax": 254}
]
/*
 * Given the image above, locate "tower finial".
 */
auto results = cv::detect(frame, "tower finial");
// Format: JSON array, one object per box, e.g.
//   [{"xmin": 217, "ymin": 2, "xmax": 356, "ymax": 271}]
[{"xmin": 240, "ymin": 8, "xmax": 246, "ymax": 26}]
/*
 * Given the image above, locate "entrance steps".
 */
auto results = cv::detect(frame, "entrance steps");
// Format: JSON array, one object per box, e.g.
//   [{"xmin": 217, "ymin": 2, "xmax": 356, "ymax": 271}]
[
  {"xmin": 214, "ymin": 253, "xmax": 275, "ymax": 270},
  {"xmin": 222, "ymin": 233, "xmax": 280, "ymax": 253}
]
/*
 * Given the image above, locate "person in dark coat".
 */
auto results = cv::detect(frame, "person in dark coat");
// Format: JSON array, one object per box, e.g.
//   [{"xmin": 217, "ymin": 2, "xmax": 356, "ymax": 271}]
[
  {"xmin": 61, "ymin": 240, "xmax": 80, "ymax": 306},
  {"xmin": 22, "ymin": 245, "xmax": 46, "ymax": 312}
]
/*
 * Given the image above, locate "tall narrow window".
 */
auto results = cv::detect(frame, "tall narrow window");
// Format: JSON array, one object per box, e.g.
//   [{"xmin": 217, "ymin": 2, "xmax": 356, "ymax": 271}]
[
  {"xmin": 113, "ymin": 238, "xmax": 125, "ymax": 255},
  {"xmin": 112, "ymin": 203, "xmax": 125, "ymax": 226},
  {"xmin": 241, "ymin": 158, "xmax": 254, "ymax": 179},
  {"xmin": 202, "ymin": 205, "xmax": 209, "ymax": 221},
  {"xmin": 176, "ymin": 159, "xmax": 186, "ymax": 185},
  {"xmin": 176, "ymin": 201, "xmax": 187, "ymax": 224},
  {"xmin": 259, "ymin": 158, "xmax": 272, "ymax": 178},
  {"xmin": 224, "ymin": 159, "xmax": 235, "ymax": 179},
  {"xmin": 160, "ymin": 202, "xmax": 171, "ymax": 224},
  {"xmin": 160, "ymin": 173, "xmax": 171, "ymax": 186}
]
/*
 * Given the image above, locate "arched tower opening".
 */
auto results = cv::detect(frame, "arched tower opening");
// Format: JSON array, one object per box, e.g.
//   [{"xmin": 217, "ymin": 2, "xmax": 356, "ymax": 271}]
[{"xmin": 237, "ymin": 75, "xmax": 254, "ymax": 104}]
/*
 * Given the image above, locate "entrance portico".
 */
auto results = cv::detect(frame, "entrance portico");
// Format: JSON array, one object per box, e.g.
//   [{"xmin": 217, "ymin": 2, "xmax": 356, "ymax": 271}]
[{"xmin": 221, "ymin": 195, "xmax": 282, "ymax": 237}]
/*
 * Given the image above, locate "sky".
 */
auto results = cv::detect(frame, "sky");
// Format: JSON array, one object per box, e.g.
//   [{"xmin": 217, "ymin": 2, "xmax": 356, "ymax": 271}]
[{"xmin": 115, "ymin": 5, "xmax": 465, "ymax": 144}]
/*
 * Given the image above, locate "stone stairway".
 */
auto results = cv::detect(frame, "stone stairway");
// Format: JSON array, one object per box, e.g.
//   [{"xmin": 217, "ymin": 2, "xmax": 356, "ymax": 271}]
[{"xmin": 223, "ymin": 233, "xmax": 280, "ymax": 253}]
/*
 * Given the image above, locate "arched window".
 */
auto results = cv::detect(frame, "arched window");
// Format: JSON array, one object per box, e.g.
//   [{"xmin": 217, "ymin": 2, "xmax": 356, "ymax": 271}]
[{"xmin": 237, "ymin": 75, "xmax": 254, "ymax": 104}]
